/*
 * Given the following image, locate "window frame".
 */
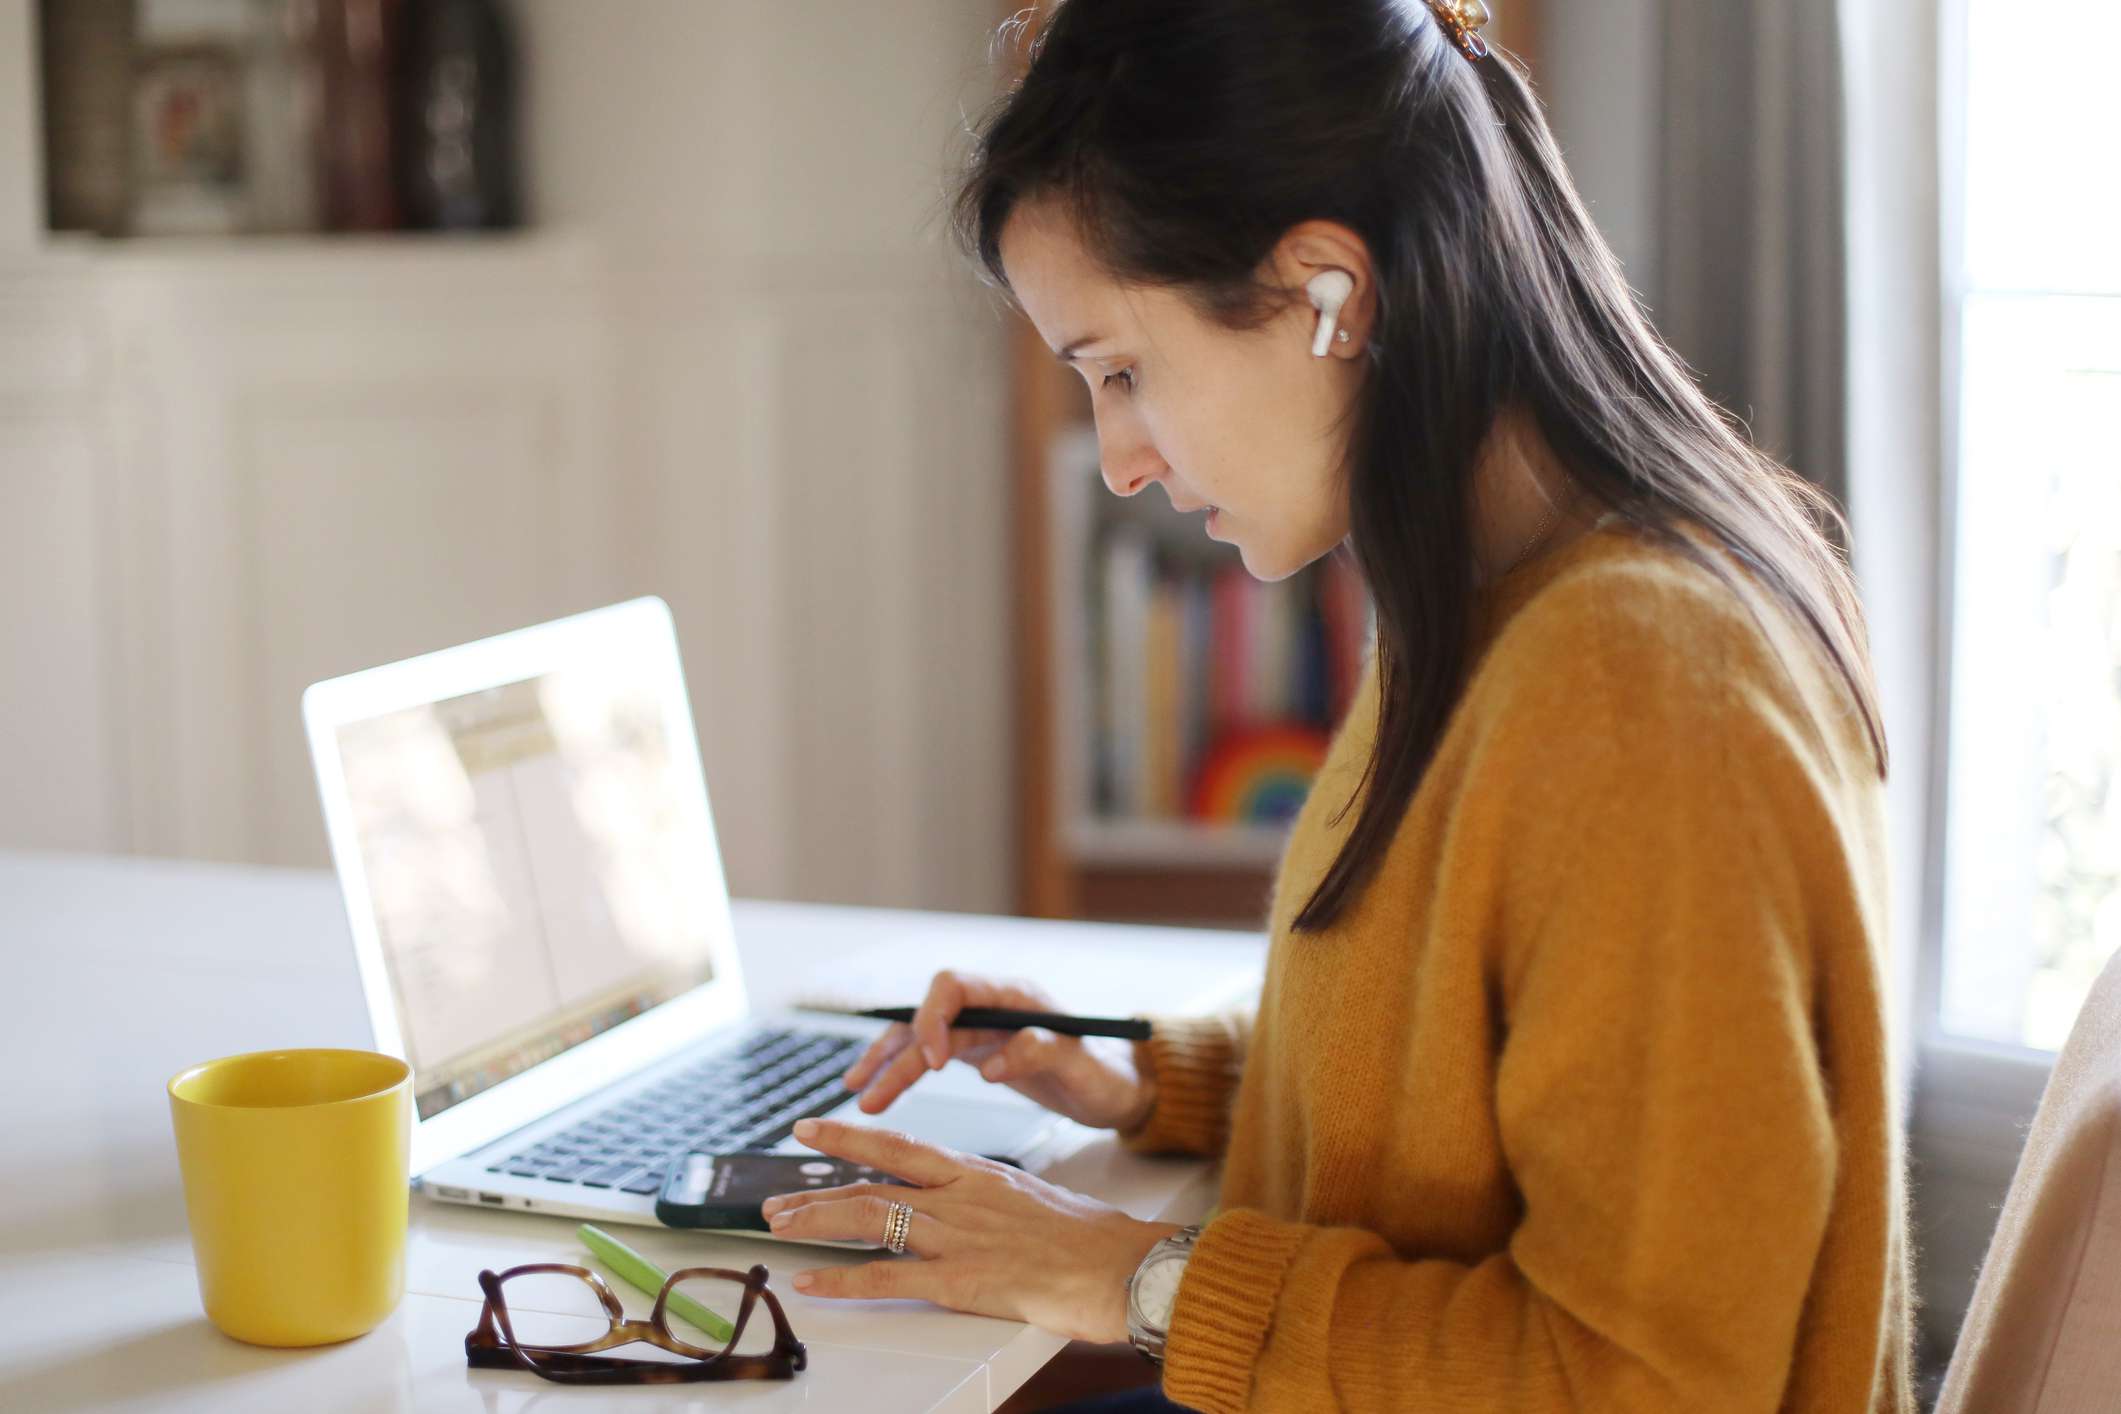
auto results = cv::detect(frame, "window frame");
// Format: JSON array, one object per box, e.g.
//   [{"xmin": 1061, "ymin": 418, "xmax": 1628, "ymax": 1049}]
[
  {"xmin": 1919, "ymin": 0, "xmax": 2103, "ymax": 1075},
  {"xmin": 1889, "ymin": 0, "xmax": 2084, "ymax": 1365}
]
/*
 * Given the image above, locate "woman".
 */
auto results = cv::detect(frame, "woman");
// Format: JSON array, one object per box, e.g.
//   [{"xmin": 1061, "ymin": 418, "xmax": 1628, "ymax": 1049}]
[{"xmin": 758, "ymin": 1, "xmax": 1915, "ymax": 1409}]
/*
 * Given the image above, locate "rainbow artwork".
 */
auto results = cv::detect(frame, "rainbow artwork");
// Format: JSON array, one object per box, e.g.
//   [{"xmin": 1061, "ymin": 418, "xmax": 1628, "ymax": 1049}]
[{"xmin": 1189, "ymin": 724, "xmax": 1332, "ymax": 825}]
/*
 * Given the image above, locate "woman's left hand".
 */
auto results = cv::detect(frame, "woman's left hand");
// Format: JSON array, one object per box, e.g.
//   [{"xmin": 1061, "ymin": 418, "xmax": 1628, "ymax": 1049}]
[{"xmin": 760, "ymin": 1117, "xmax": 1182, "ymax": 1343}]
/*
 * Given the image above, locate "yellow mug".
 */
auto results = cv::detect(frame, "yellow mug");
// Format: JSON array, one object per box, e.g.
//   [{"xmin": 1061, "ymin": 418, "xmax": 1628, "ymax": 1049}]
[{"xmin": 168, "ymin": 1047, "xmax": 412, "ymax": 1346}]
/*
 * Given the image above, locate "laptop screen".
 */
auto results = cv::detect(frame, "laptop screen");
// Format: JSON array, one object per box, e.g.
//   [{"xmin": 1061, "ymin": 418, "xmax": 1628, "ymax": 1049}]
[{"xmin": 335, "ymin": 669, "xmax": 718, "ymax": 1120}]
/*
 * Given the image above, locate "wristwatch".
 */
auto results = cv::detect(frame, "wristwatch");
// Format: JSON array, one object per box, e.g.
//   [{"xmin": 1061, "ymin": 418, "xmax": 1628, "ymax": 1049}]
[{"xmin": 1124, "ymin": 1223, "xmax": 1204, "ymax": 1365}]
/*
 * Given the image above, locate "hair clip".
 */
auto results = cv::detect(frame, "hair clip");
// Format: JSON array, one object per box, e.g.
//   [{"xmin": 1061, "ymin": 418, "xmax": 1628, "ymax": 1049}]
[{"xmin": 1426, "ymin": 0, "xmax": 1491, "ymax": 60}]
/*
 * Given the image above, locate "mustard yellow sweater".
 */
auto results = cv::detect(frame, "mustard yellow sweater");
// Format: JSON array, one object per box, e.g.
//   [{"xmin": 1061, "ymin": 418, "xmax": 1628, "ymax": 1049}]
[{"xmin": 1116, "ymin": 520, "xmax": 1916, "ymax": 1413}]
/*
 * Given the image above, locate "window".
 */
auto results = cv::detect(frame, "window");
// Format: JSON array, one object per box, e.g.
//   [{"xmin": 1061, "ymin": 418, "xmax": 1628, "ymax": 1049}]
[{"xmin": 1936, "ymin": 0, "xmax": 2121, "ymax": 1052}]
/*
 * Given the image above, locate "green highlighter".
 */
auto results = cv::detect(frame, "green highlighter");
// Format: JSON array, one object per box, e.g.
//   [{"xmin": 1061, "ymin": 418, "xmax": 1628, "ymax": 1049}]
[{"xmin": 577, "ymin": 1223, "xmax": 736, "ymax": 1345}]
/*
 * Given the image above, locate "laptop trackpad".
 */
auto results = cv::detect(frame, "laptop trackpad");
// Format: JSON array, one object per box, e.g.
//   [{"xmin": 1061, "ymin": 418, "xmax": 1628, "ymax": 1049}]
[{"xmin": 795, "ymin": 1093, "xmax": 1056, "ymax": 1163}]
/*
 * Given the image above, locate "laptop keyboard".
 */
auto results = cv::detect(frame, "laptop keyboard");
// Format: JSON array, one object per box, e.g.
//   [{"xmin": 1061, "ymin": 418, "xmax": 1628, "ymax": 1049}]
[{"xmin": 485, "ymin": 1026, "xmax": 866, "ymax": 1197}]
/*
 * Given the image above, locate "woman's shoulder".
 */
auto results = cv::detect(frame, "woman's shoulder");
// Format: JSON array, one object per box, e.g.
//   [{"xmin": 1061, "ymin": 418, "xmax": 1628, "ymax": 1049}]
[
  {"xmin": 1494, "ymin": 519, "xmax": 1800, "ymax": 683},
  {"xmin": 1473, "ymin": 517, "xmax": 1868, "ymax": 770},
  {"xmin": 1503, "ymin": 518, "xmax": 1760, "ymax": 654}
]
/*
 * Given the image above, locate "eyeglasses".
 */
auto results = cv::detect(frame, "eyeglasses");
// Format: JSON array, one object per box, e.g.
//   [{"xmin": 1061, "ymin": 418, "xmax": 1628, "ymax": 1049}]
[{"xmin": 465, "ymin": 1261, "xmax": 807, "ymax": 1384}]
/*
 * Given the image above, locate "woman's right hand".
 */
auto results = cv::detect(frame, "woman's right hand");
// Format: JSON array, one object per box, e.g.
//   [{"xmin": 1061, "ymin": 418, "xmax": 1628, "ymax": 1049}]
[{"xmin": 839, "ymin": 970, "xmax": 1154, "ymax": 1134}]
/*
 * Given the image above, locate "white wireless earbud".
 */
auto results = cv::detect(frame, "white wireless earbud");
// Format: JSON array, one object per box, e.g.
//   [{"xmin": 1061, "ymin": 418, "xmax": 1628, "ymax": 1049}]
[{"xmin": 1307, "ymin": 269, "xmax": 1355, "ymax": 357}]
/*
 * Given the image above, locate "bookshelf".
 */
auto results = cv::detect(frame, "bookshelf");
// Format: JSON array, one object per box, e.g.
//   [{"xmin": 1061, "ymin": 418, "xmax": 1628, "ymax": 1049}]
[
  {"xmin": 1004, "ymin": 0, "xmax": 1542, "ymax": 927},
  {"xmin": 1039, "ymin": 417, "xmax": 1371, "ymax": 925},
  {"xmin": 1014, "ymin": 396, "xmax": 1363, "ymax": 927}
]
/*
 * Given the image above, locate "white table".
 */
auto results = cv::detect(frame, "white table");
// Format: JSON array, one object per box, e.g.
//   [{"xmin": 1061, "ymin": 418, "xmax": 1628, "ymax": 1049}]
[{"xmin": 0, "ymin": 850, "xmax": 1265, "ymax": 1412}]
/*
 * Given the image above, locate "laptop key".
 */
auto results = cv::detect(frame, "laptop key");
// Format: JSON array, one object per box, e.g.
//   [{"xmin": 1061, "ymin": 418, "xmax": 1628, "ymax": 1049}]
[
  {"xmin": 580, "ymin": 1163, "xmax": 641, "ymax": 1188},
  {"xmin": 620, "ymin": 1173, "xmax": 666, "ymax": 1195},
  {"xmin": 747, "ymin": 1089, "xmax": 853, "ymax": 1148},
  {"xmin": 542, "ymin": 1159, "xmax": 599, "ymax": 1182}
]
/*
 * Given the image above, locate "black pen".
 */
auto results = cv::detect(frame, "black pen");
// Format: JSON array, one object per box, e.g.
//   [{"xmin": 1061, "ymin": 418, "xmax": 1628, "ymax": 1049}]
[{"xmin": 852, "ymin": 1006, "xmax": 1151, "ymax": 1041}]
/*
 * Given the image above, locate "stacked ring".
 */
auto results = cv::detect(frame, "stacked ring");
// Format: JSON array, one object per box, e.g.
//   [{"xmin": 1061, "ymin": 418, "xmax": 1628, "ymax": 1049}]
[{"xmin": 882, "ymin": 1200, "xmax": 914, "ymax": 1254}]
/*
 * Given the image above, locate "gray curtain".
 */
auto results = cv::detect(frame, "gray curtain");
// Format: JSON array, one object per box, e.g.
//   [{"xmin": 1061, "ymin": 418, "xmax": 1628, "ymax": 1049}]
[{"xmin": 1653, "ymin": 0, "xmax": 1849, "ymax": 521}]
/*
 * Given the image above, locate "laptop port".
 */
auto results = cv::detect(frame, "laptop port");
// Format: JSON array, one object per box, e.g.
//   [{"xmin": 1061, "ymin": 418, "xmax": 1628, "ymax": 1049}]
[
  {"xmin": 478, "ymin": 1193, "xmax": 505, "ymax": 1205},
  {"xmin": 432, "ymin": 1186, "xmax": 469, "ymax": 1200}
]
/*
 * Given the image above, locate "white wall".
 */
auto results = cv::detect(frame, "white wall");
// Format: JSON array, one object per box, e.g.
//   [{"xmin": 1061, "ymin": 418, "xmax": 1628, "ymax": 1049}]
[
  {"xmin": 1536, "ymin": 0, "xmax": 1663, "ymax": 301},
  {"xmin": 507, "ymin": 0, "xmax": 1017, "ymax": 911},
  {"xmin": 0, "ymin": 0, "xmax": 35, "ymax": 252}
]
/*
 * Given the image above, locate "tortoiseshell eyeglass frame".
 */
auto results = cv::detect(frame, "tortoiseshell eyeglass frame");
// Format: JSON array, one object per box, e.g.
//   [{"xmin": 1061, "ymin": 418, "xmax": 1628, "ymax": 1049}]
[{"xmin": 465, "ymin": 1261, "xmax": 807, "ymax": 1384}]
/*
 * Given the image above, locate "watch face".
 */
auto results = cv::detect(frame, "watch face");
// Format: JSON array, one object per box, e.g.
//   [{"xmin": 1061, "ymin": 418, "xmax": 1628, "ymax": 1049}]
[{"xmin": 1133, "ymin": 1251, "xmax": 1186, "ymax": 1328}]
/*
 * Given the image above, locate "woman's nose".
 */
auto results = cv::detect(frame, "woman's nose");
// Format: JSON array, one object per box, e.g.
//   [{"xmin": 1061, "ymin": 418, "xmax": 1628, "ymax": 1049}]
[{"xmin": 1096, "ymin": 427, "xmax": 1163, "ymax": 498}]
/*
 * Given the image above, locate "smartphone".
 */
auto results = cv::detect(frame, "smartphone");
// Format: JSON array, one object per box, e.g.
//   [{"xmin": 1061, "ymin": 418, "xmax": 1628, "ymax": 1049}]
[{"xmin": 655, "ymin": 1149, "xmax": 912, "ymax": 1233}]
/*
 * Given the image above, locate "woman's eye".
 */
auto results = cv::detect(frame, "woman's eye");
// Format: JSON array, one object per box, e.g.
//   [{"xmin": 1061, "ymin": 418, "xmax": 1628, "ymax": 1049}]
[{"xmin": 1101, "ymin": 368, "xmax": 1134, "ymax": 393}]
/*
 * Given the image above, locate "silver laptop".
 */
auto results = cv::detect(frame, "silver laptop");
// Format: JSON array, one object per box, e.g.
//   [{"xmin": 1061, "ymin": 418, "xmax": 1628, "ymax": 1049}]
[{"xmin": 301, "ymin": 596, "xmax": 1067, "ymax": 1237}]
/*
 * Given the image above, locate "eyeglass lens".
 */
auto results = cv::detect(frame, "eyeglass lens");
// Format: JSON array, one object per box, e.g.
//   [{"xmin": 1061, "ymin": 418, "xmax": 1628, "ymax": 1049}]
[{"xmin": 492, "ymin": 1269, "xmax": 777, "ymax": 1362}]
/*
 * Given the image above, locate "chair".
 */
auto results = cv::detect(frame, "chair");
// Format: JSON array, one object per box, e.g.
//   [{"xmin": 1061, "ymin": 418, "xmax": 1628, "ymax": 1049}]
[{"xmin": 1934, "ymin": 945, "xmax": 2121, "ymax": 1412}]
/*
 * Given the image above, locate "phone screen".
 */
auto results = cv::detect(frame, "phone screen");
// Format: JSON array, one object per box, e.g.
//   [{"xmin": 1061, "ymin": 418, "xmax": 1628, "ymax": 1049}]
[{"xmin": 656, "ymin": 1150, "xmax": 909, "ymax": 1231}]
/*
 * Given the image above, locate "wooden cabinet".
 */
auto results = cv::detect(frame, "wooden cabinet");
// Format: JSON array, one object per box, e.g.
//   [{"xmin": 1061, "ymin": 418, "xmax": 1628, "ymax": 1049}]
[
  {"xmin": 99, "ymin": 239, "xmax": 619, "ymax": 867},
  {"xmin": 0, "ymin": 267, "xmax": 121, "ymax": 851},
  {"xmin": 0, "ymin": 237, "xmax": 618, "ymax": 865},
  {"xmin": 0, "ymin": 234, "xmax": 1018, "ymax": 919}
]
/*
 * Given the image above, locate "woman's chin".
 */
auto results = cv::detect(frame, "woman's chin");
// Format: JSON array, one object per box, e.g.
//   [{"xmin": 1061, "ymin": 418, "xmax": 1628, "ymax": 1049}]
[
  {"xmin": 1234, "ymin": 541, "xmax": 1299, "ymax": 584},
  {"xmin": 1234, "ymin": 530, "xmax": 1344, "ymax": 584}
]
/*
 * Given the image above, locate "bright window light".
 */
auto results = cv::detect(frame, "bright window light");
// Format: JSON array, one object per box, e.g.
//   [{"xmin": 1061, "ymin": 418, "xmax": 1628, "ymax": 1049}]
[{"xmin": 1937, "ymin": 0, "xmax": 2120, "ymax": 1051}]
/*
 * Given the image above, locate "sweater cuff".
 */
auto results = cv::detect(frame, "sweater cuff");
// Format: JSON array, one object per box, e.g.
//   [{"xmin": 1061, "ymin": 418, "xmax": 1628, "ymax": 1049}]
[
  {"xmin": 1160, "ymin": 1208, "xmax": 1309, "ymax": 1414},
  {"xmin": 1114, "ymin": 1014, "xmax": 1246, "ymax": 1157}
]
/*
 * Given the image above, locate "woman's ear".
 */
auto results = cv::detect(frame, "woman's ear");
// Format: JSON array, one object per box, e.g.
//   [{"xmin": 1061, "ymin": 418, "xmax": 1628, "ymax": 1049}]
[{"xmin": 1271, "ymin": 219, "xmax": 1379, "ymax": 357}]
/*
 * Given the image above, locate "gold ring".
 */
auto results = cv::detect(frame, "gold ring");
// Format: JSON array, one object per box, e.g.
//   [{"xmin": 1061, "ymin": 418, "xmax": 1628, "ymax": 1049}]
[{"xmin": 883, "ymin": 1200, "xmax": 914, "ymax": 1254}]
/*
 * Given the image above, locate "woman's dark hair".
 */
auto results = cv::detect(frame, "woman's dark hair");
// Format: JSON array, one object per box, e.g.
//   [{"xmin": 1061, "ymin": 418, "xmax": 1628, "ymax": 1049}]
[{"xmin": 947, "ymin": 0, "xmax": 1888, "ymax": 932}]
